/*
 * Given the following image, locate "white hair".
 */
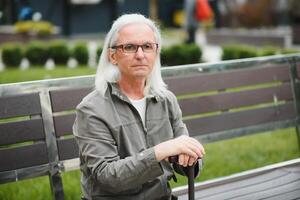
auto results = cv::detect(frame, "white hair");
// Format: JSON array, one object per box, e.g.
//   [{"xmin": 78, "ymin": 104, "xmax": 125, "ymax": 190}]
[{"xmin": 95, "ymin": 13, "xmax": 167, "ymax": 97}]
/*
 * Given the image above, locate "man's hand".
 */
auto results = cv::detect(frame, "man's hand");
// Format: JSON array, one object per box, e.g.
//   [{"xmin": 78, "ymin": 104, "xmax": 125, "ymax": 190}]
[
  {"xmin": 178, "ymin": 154, "xmax": 198, "ymax": 167},
  {"xmin": 154, "ymin": 135, "xmax": 205, "ymax": 163}
]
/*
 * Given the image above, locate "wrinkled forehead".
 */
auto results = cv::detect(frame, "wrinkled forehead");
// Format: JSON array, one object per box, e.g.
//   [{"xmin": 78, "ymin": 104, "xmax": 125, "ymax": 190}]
[
  {"xmin": 117, "ymin": 23, "xmax": 156, "ymax": 42},
  {"xmin": 111, "ymin": 22, "xmax": 158, "ymax": 46}
]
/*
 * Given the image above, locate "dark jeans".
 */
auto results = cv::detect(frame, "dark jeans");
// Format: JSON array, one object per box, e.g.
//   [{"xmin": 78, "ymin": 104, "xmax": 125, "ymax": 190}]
[{"xmin": 185, "ymin": 28, "xmax": 196, "ymax": 44}]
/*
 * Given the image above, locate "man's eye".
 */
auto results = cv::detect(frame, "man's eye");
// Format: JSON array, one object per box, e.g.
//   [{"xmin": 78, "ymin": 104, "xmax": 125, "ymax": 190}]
[
  {"xmin": 143, "ymin": 43, "xmax": 153, "ymax": 50},
  {"xmin": 124, "ymin": 44, "xmax": 136, "ymax": 51}
]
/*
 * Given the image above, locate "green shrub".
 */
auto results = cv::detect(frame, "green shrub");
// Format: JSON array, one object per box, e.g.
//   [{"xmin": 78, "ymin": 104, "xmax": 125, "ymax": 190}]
[
  {"xmin": 222, "ymin": 45, "xmax": 239, "ymax": 60},
  {"xmin": 25, "ymin": 41, "xmax": 49, "ymax": 66},
  {"xmin": 186, "ymin": 44, "xmax": 202, "ymax": 63},
  {"xmin": 222, "ymin": 44, "xmax": 258, "ymax": 60},
  {"xmin": 161, "ymin": 44, "xmax": 202, "ymax": 66},
  {"xmin": 238, "ymin": 45, "xmax": 259, "ymax": 59},
  {"xmin": 161, "ymin": 45, "xmax": 181, "ymax": 66},
  {"xmin": 223, "ymin": 45, "xmax": 300, "ymax": 60},
  {"xmin": 259, "ymin": 46, "xmax": 279, "ymax": 56},
  {"xmin": 48, "ymin": 41, "xmax": 70, "ymax": 65},
  {"xmin": 1, "ymin": 43, "xmax": 23, "ymax": 68},
  {"xmin": 15, "ymin": 21, "xmax": 54, "ymax": 36},
  {"xmin": 280, "ymin": 48, "xmax": 300, "ymax": 54},
  {"xmin": 72, "ymin": 42, "xmax": 88, "ymax": 65}
]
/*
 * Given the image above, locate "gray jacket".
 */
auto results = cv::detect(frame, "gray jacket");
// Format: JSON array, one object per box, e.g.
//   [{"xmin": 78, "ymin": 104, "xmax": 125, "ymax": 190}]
[{"xmin": 73, "ymin": 83, "xmax": 190, "ymax": 200}]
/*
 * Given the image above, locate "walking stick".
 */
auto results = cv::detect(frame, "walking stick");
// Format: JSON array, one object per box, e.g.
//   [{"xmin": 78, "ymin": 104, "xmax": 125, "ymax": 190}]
[
  {"xmin": 169, "ymin": 156, "xmax": 203, "ymax": 200},
  {"xmin": 187, "ymin": 164, "xmax": 195, "ymax": 200}
]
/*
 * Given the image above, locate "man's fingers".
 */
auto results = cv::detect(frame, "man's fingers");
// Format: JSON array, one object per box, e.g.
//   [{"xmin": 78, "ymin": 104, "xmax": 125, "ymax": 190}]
[
  {"xmin": 184, "ymin": 137, "xmax": 206, "ymax": 157},
  {"xmin": 177, "ymin": 154, "xmax": 197, "ymax": 166},
  {"xmin": 188, "ymin": 156, "xmax": 196, "ymax": 166},
  {"xmin": 178, "ymin": 154, "xmax": 184, "ymax": 165}
]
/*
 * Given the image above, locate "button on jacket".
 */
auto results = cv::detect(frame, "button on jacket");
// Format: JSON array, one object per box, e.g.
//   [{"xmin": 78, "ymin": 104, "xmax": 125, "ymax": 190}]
[{"xmin": 73, "ymin": 83, "xmax": 189, "ymax": 200}]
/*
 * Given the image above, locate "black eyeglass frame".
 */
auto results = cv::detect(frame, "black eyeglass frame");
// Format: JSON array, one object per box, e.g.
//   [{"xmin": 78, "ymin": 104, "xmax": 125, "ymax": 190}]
[{"xmin": 111, "ymin": 43, "xmax": 159, "ymax": 53}]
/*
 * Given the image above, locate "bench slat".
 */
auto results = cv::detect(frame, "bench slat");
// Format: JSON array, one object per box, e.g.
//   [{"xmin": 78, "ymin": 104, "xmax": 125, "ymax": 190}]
[
  {"xmin": 166, "ymin": 64, "xmax": 290, "ymax": 95},
  {"xmin": 0, "ymin": 119, "xmax": 45, "ymax": 145},
  {"xmin": 0, "ymin": 164, "xmax": 50, "ymax": 184},
  {"xmin": 185, "ymin": 102, "xmax": 296, "ymax": 136},
  {"xmin": 209, "ymin": 175, "xmax": 300, "ymax": 200},
  {"xmin": 188, "ymin": 162, "xmax": 300, "ymax": 200},
  {"xmin": 0, "ymin": 93, "xmax": 41, "ymax": 119},
  {"xmin": 56, "ymin": 138, "xmax": 79, "ymax": 161},
  {"xmin": 0, "ymin": 142, "xmax": 48, "ymax": 171},
  {"xmin": 192, "ymin": 164, "xmax": 297, "ymax": 199},
  {"xmin": 179, "ymin": 83, "xmax": 293, "ymax": 116},
  {"xmin": 53, "ymin": 114, "xmax": 76, "ymax": 137},
  {"xmin": 268, "ymin": 188, "xmax": 300, "ymax": 200},
  {"xmin": 50, "ymin": 87, "xmax": 92, "ymax": 112}
]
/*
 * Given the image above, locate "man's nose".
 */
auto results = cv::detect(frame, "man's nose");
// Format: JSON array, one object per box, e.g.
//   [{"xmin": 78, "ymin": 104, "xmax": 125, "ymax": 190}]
[{"xmin": 135, "ymin": 46, "xmax": 145, "ymax": 58}]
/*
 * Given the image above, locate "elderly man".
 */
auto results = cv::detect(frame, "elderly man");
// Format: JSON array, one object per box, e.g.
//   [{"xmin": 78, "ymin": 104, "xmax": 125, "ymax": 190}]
[{"xmin": 73, "ymin": 13, "xmax": 205, "ymax": 200}]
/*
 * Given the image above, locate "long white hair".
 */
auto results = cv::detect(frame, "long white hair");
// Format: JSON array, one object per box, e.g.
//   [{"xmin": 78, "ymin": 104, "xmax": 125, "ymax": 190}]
[{"xmin": 95, "ymin": 13, "xmax": 167, "ymax": 97}]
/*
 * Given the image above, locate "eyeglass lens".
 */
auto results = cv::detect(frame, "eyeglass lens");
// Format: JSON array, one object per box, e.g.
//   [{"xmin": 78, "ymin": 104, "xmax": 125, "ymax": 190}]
[{"xmin": 116, "ymin": 43, "xmax": 157, "ymax": 53}]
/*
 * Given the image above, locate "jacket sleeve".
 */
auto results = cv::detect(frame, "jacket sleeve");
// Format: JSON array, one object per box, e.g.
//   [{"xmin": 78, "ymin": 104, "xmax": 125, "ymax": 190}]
[
  {"xmin": 73, "ymin": 104, "xmax": 164, "ymax": 193},
  {"xmin": 168, "ymin": 91, "xmax": 202, "ymax": 178},
  {"xmin": 168, "ymin": 91, "xmax": 189, "ymax": 138}
]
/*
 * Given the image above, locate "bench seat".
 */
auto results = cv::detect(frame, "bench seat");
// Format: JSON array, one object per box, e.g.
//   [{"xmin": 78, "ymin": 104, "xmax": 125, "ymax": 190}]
[{"xmin": 174, "ymin": 158, "xmax": 300, "ymax": 200}]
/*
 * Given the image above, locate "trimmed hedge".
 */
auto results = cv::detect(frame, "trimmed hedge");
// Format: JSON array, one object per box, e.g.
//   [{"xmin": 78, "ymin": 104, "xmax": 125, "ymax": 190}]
[
  {"xmin": 161, "ymin": 44, "xmax": 202, "ymax": 66},
  {"xmin": 222, "ymin": 44, "xmax": 300, "ymax": 60},
  {"xmin": 25, "ymin": 41, "xmax": 49, "ymax": 66},
  {"xmin": 281, "ymin": 48, "xmax": 300, "ymax": 54},
  {"xmin": 48, "ymin": 41, "xmax": 70, "ymax": 65},
  {"xmin": 1, "ymin": 42, "xmax": 210, "ymax": 69},
  {"xmin": 1, "ymin": 43, "xmax": 23, "ymax": 68},
  {"xmin": 72, "ymin": 43, "xmax": 88, "ymax": 65},
  {"xmin": 222, "ymin": 44, "xmax": 258, "ymax": 60}
]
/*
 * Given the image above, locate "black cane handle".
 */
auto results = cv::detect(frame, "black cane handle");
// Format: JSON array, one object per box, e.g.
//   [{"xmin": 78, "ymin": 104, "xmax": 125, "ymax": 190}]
[{"xmin": 168, "ymin": 155, "xmax": 179, "ymax": 163}]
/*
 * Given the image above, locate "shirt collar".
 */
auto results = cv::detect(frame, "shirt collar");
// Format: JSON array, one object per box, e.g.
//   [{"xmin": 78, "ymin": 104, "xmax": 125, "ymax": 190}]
[{"xmin": 108, "ymin": 82, "xmax": 161, "ymax": 102}]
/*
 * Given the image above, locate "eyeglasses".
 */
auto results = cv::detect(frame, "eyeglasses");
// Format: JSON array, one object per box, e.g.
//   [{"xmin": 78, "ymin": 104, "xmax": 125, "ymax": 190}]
[{"xmin": 111, "ymin": 43, "xmax": 158, "ymax": 53}]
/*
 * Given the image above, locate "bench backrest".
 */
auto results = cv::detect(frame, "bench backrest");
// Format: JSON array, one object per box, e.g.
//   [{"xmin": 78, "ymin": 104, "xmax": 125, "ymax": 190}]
[
  {"xmin": 0, "ymin": 91, "xmax": 65, "ymax": 199},
  {"xmin": 47, "ymin": 60, "xmax": 299, "ymax": 168},
  {"xmin": 0, "ymin": 93, "xmax": 49, "ymax": 179},
  {"xmin": 167, "ymin": 63, "xmax": 296, "ymax": 142},
  {"xmin": 49, "ymin": 87, "xmax": 92, "ymax": 163}
]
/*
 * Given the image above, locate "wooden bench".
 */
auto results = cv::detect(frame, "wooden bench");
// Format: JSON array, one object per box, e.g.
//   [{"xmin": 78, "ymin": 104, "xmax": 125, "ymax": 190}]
[{"xmin": 1, "ymin": 54, "xmax": 300, "ymax": 199}]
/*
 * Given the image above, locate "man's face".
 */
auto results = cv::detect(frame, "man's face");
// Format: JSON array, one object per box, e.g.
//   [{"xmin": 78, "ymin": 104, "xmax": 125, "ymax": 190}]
[{"xmin": 108, "ymin": 23, "xmax": 158, "ymax": 80}]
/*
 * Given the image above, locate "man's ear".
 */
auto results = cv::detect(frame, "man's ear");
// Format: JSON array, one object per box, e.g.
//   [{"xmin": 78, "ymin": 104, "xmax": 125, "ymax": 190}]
[{"xmin": 108, "ymin": 49, "xmax": 117, "ymax": 65}]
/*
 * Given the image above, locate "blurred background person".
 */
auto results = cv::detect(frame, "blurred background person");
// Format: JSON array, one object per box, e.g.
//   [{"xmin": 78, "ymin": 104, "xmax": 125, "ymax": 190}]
[
  {"xmin": 209, "ymin": 0, "xmax": 221, "ymax": 28},
  {"xmin": 184, "ymin": 0, "xmax": 198, "ymax": 44},
  {"xmin": 17, "ymin": 0, "xmax": 33, "ymax": 21}
]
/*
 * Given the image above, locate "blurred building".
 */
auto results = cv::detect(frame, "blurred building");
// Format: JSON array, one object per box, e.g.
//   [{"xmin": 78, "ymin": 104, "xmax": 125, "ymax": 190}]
[
  {"xmin": 0, "ymin": 0, "xmax": 298, "ymax": 37},
  {"xmin": 0, "ymin": 0, "xmax": 182, "ymax": 36}
]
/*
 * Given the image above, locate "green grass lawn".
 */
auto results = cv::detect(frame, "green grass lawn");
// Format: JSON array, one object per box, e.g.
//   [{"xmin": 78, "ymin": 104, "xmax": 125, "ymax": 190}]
[
  {"xmin": 170, "ymin": 128, "xmax": 300, "ymax": 188},
  {"xmin": 0, "ymin": 68, "xmax": 299, "ymax": 199},
  {"xmin": 0, "ymin": 66, "xmax": 96, "ymax": 84},
  {"xmin": 0, "ymin": 128, "xmax": 299, "ymax": 200}
]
